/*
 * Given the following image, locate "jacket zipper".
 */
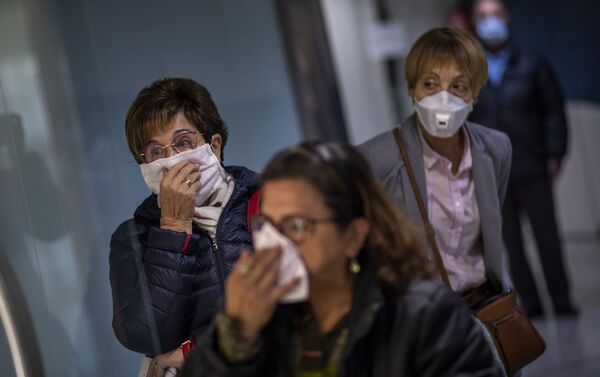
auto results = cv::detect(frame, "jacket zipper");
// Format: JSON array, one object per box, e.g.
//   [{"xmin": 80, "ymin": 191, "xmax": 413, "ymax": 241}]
[
  {"xmin": 210, "ymin": 236, "xmax": 226, "ymax": 292},
  {"xmin": 210, "ymin": 175, "xmax": 243, "ymax": 294}
]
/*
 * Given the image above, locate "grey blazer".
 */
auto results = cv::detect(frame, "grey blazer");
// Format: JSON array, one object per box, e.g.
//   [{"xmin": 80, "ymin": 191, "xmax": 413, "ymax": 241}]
[{"xmin": 358, "ymin": 114, "xmax": 513, "ymax": 292}]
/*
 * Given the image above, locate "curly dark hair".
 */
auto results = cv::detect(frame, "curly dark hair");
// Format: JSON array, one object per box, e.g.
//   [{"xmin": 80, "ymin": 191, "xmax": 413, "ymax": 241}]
[{"xmin": 261, "ymin": 141, "xmax": 432, "ymax": 294}]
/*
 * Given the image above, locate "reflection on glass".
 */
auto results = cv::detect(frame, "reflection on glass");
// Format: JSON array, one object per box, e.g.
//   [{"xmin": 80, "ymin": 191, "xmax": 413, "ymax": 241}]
[
  {"xmin": 0, "ymin": 281, "xmax": 19, "ymax": 377},
  {"xmin": 0, "ymin": 253, "xmax": 44, "ymax": 377}
]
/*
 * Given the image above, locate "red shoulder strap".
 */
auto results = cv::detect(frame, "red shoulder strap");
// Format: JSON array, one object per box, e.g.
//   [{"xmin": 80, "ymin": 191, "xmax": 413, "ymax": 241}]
[{"xmin": 247, "ymin": 190, "xmax": 262, "ymax": 233}]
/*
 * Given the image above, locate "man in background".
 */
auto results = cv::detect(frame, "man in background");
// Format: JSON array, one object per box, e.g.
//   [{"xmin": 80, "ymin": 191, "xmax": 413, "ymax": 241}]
[{"xmin": 469, "ymin": 0, "xmax": 577, "ymax": 317}]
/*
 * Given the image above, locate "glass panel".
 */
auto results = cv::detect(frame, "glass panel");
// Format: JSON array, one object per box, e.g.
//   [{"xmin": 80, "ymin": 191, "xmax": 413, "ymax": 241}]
[
  {"xmin": 0, "ymin": 0, "xmax": 302, "ymax": 375},
  {"xmin": 0, "ymin": 307, "xmax": 17, "ymax": 377}
]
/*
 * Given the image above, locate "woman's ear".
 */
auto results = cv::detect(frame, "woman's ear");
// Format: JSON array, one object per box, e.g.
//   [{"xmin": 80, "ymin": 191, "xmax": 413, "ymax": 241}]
[
  {"xmin": 343, "ymin": 218, "xmax": 371, "ymax": 260},
  {"xmin": 210, "ymin": 134, "xmax": 223, "ymax": 161}
]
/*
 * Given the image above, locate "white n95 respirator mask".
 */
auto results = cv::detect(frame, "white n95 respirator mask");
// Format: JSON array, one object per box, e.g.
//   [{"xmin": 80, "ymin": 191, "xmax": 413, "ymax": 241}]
[
  {"xmin": 252, "ymin": 221, "xmax": 309, "ymax": 303},
  {"xmin": 414, "ymin": 91, "xmax": 473, "ymax": 138}
]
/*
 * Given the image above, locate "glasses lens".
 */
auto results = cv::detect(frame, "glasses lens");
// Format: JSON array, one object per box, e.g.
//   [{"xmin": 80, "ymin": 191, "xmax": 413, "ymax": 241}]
[
  {"xmin": 172, "ymin": 133, "xmax": 198, "ymax": 153},
  {"xmin": 280, "ymin": 218, "xmax": 308, "ymax": 243},
  {"xmin": 142, "ymin": 144, "xmax": 166, "ymax": 163}
]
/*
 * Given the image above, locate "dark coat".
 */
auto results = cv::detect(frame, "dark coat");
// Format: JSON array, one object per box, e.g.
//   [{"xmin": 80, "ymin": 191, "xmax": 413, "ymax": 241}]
[
  {"xmin": 110, "ymin": 166, "xmax": 258, "ymax": 356},
  {"xmin": 469, "ymin": 44, "xmax": 568, "ymax": 179},
  {"xmin": 181, "ymin": 268, "xmax": 503, "ymax": 377}
]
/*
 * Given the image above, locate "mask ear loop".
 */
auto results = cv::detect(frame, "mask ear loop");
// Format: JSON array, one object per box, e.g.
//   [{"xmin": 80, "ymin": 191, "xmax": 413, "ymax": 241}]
[
  {"xmin": 208, "ymin": 135, "xmax": 216, "ymax": 152},
  {"xmin": 208, "ymin": 135, "xmax": 226, "ymax": 168}
]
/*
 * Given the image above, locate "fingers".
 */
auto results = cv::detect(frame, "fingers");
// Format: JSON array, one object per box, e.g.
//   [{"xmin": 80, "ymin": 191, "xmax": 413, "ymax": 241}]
[
  {"xmin": 234, "ymin": 250, "xmax": 256, "ymax": 277},
  {"xmin": 173, "ymin": 162, "xmax": 200, "ymax": 185},
  {"xmin": 161, "ymin": 160, "xmax": 201, "ymax": 196},
  {"xmin": 163, "ymin": 160, "xmax": 200, "ymax": 184},
  {"xmin": 162, "ymin": 160, "xmax": 188, "ymax": 179},
  {"xmin": 149, "ymin": 358, "xmax": 163, "ymax": 377},
  {"xmin": 234, "ymin": 248, "xmax": 283, "ymax": 297},
  {"xmin": 245, "ymin": 247, "xmax": 281, "ymax": 285},
  {"xmin": 268, "ymin": 277, "xmax": 301, "ymax": 302},
  {"xmin": 225, "ymin": 248, "xmax": 292, "ymax": 341},
  {"xmin": 254, "ymin": 252, "xmax": 282, "ymax": 293},
  {"xmin": 185, "ymin": 171, "xmax": 201, "ymax": 185},
  {"xmin": 148, "ymin": 348, "xmax": 184, "ymax": 377}
]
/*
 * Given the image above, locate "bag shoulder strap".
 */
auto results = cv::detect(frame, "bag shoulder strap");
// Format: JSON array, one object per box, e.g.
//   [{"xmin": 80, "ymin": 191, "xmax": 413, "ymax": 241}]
[
  {"xmin": 247, "ymin": 189, "xmax": 262, "ymax": 233},
  {"xmin": 392, "ymin": 128, "xmax": 451, "ymax": 287}
]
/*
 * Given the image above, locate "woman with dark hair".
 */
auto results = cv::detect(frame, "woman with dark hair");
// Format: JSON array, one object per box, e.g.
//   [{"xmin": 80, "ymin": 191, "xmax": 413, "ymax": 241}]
[
  {"xmin": 180, "ymin": 142, "xmax": 503, "ymax": 377},
  {"xmin": 109, "ymin": 78, "xmax": 258, "ymax": 375}
]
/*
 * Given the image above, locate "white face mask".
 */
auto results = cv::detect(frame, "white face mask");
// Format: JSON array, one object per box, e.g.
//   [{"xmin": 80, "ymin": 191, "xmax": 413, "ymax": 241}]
[
  {"xmin": 139, "ymin": 142, "xmax": 228, "ymax": 207},
  {"xmin": 252, "ymin": 222, "xmax": 309, "ymax": 303},
  {"xmin": 414, "ymin": 91, "xmax": 473, "ymax": 138}
]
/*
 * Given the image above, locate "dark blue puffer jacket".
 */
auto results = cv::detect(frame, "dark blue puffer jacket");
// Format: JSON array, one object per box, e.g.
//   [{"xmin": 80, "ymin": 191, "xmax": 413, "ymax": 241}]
[{"xmin": 110, "ymin": 166, "xmax": 258, "ymax": 356}]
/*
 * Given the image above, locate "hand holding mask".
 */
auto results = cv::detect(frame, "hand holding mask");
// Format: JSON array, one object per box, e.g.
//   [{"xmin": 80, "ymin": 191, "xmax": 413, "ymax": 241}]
[
  {"xmin": 140, "ymin": 143, "xmax": 228, "ymax": 207},
  {"xmin": 252, "ymin": 222, "xmax": 309, "ymax": 303}
]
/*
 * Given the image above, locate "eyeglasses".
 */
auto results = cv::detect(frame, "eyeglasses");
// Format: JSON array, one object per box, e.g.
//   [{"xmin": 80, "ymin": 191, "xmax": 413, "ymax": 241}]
[
  {"xmin": 140, "ymin": 132, "xmax": 203, "ymax": 163},
  {"xmin": 252, "ymin": 214, "xmax": 335, "ymax": 245}
]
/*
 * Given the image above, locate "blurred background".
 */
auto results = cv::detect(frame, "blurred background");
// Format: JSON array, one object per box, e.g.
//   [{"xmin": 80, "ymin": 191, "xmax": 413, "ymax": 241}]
[{"xmin": 0, "ymin": 0, "xmax": 598, "ymax": 376}]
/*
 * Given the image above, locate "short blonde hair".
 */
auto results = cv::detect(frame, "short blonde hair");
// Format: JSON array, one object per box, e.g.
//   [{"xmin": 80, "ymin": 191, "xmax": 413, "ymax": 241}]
[{"xmin": 405, "ymin": 28, "xmax": 488, "ymax": 96}]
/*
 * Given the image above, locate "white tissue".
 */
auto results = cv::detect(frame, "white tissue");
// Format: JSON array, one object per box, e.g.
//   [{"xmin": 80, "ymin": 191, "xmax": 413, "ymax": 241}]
[{"xmin": 252, "ymin": 222, "xmax": 309, "ymax": 303}]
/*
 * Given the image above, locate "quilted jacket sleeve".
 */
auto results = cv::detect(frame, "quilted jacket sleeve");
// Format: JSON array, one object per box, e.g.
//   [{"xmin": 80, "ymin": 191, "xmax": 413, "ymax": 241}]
[
  {"xmin": 411, "ymin": 286, "xmax": 504, "ymax": 377},
  {"xmin": 109, "ymin": 219, "xmax": 200, "ymax": 356}
]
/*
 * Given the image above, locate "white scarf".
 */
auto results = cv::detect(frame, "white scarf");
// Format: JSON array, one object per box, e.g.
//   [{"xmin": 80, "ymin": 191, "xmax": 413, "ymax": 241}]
[{"xmin": 192, "ymin": 176, "xmax": 234, "ymax": 237}]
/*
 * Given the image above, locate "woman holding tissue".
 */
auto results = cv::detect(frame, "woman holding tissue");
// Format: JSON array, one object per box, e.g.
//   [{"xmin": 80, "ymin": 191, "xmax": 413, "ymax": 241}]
[
  {"xmin": 180, "ymin": 142, "xmax": 503, "ymax": 377},
  {"xmin": 109, "ymin": 78, "xmax": 258, "ymax": 375}
]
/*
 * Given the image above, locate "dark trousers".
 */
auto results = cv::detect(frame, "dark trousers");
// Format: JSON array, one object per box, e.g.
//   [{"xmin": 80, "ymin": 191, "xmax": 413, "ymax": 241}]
[{"xmin": 502, "ymin": 176, "xmax": 573, "ymax": 312}]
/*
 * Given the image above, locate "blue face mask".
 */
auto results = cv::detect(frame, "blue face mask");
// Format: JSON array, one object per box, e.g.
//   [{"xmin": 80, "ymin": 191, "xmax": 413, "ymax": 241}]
[{"xmin": 476, "ymin": 16, "xmax": 509, "ymax": 46}]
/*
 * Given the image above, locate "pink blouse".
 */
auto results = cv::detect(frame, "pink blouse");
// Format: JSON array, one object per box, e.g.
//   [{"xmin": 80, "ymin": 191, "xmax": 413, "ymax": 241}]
[{"xmin": 419, "ymin": 129, "xmax": 487, "ymax": 293}]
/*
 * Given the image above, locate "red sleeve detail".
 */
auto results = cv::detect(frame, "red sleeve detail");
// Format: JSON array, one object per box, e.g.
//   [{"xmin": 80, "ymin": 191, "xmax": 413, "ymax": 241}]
[
  {"xmin": 181, "ymin": 233, "xmax": 191, "ymax": 254},
  {"xmin": 181, "ymin": 336, "xmax": 196, "ymax": 358},
  {"xmin": 247, "ymin": 190, "xmax": 262, "ymax": 233}
]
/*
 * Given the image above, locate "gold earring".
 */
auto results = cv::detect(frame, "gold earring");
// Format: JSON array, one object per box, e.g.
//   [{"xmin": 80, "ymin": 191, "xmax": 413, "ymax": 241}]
[{"xmin": 349, "ymin": 259, "xmax": 361, "ymax": 274}]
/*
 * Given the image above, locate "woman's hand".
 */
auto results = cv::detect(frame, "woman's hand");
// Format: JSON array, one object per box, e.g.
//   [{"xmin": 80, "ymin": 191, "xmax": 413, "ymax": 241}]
[
  {"xmin": 148, "ymin": 347, "xmax": 184, "ymax": 377},
  {"xmin": 159, "ymin": 160, "xmax": 200, "ymax": 234},
  {"xmin": 225, "ymin": 248, "xmax": 299, "ymax": 342}
]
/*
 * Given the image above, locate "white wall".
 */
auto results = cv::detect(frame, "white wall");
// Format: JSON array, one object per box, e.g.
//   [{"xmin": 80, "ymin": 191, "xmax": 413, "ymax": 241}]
[
  {"xmin": 320, "ymin": 0, "xmax": 457, "ymax": 144},
  {"xmin": 320, "ymin": 0, "xmax": 397, "ymax": 144},
  {"xmin": 555, "ymin": 101, "xmax": 600, "ymax": 237}
]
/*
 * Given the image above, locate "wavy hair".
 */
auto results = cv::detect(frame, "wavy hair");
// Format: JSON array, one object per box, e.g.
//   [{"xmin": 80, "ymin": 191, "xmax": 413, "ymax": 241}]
[{"xmin": 261, "ymin": 142, "xmax": 432, "ymax": 293}]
